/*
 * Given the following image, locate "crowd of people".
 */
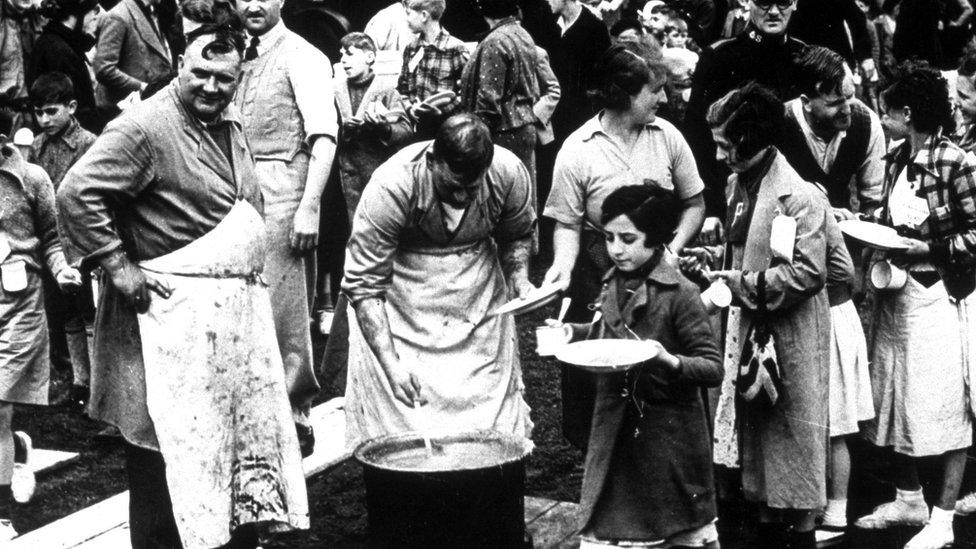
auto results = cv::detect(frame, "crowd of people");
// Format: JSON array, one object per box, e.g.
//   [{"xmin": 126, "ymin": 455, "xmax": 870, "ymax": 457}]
[{"xmin": 4, "ymin": 0, "xmax": 976, "ymax": 547}]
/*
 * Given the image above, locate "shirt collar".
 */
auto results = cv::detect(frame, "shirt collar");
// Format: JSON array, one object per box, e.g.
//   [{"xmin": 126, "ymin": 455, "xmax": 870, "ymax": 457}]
[
  {"xmin": 250, "ymin": 19, "xmax": 285, "ymax": 54},
  {"xmin": 601, "ymin": 252, "xmax": 681, "ymax": 286},
  {"xmin": 488, "ymin": 16, "xmax": 519, "ymax": 33},
  {"xmin": 557, "ymin": 8, "xmax": 582, "ymax": 34},
  {"xmin": 790, "ymin": 98, "xmax": 846, "ymax": 146},
  {"xmin": 580, "ymin": 113, "xmax": 663, "ymax": 142}
]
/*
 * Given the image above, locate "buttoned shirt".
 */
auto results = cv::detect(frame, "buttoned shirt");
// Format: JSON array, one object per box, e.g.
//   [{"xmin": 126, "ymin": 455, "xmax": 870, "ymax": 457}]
[
  {"xmin": 880, "ymin": 135, "xmax": 976, "ymax": 266},
  {"xmin": 396, "ymin": 27, "xmax": 469, "ymax": 103},
  {"xmin": 787, "ymin": 98, "xmax": 885, "ymax": 210},
  {"xmin": 544, "ymin": 114, "xmax": 704, "ymax": 229},
  {"xmin": 29, "ymin": 117, "xmax": 97, "ymax": 188}
]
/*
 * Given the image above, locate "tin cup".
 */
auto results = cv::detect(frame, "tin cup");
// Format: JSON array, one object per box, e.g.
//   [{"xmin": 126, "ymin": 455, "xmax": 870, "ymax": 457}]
[
  {"xmin": 870, "ymin": 260, "xmax": 908, "ymax": 291},
  {"xmin": 700, "ymin": 280, "xmax": 732, "ymax": 315},
  {"xmin": 0, "ymin": 259, "xmax": 28, "ymax": 292},
  {"xmin": 535, "ymin": 325, "xmax": 570, "ymax": 357}
]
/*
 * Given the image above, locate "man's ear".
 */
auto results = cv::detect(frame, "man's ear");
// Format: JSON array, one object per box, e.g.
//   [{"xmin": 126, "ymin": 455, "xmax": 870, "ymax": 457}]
[{"xmin": 799, "ymin": 93, "xmax": 812, "ymax": 111}]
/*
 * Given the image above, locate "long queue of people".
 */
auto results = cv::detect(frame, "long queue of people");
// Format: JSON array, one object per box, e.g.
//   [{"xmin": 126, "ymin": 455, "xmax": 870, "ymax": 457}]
[{"xmin": 4, "ymin": 0, "xmax": 976, "ymax": 548}]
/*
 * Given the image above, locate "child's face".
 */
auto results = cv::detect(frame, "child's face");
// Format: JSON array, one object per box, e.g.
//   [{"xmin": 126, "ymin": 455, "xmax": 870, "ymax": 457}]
[
  {"xmin": 341, "ymin": 46, "xmax": 374, "ymax": 81},
  {"xmin": 604, "ymin": 215, "xmax": 658, "ymax": 272},
  {"xmin": 666, "ymin": 28, "xmax": 688, "ymax": 48},
  {"xmin": 34, "ymin": 101, "xmax": 76, "ymax": 136},
  {"xmin": 405, "ymin": 6, "xmax": 427, "ymax": 33}
]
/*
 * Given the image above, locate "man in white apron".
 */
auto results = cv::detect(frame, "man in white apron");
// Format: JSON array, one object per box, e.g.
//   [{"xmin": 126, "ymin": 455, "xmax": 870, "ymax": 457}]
[
  {"xmin": 234, "ymin": 0, "xmax": 337, "ymax": 455},
  {"xmin": 57, "ymin": 19, "xmax": 308, "ymax": 549},
  {"xmin": 342, "ymin": 113, "xmax": 537, "ymax": 445}
]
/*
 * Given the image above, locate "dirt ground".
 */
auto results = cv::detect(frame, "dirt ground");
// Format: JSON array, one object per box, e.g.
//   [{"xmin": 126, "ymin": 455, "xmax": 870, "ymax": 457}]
[{"xmin": 12, "ymin": 268, "xmax": 976, "ymax": 548}]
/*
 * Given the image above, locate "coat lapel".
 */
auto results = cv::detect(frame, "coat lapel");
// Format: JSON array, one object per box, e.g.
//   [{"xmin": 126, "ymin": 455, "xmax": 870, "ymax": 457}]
[
  {"xmin": 334, "ymin": 75, "xmax": 353, "ymax": 120},
  {"xmin": 124, "ymin": 0, "xmax": 169, "ymax": 62}
]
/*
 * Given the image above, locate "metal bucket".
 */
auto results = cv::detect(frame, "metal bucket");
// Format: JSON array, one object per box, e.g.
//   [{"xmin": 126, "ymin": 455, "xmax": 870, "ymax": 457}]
[{"xmin": 354, "ymin": 430, "xmax": 533, "ymax": 549}]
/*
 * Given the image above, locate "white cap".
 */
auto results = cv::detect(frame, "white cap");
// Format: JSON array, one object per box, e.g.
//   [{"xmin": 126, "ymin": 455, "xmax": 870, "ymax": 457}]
[{"xmin": 13, "ymin": 127, "xmax": 33, "ymax": 147}]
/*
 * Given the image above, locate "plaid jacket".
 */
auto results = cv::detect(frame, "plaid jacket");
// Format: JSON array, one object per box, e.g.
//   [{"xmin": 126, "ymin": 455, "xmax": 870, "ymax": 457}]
[
  {"xmin": 396, "ymin": 27, "xmax": 469, "ymax": 103},
  {"xmin": 881, "ymin": 135, "xmax": 976, "ymax": 267}
]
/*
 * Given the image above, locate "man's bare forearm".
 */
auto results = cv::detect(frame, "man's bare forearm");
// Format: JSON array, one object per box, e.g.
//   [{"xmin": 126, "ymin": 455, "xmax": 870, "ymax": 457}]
[
  {"xmin": 499, "ymin": 235, "xmax": 532, "ymax": 287},
  {"xmin": 351, "ymin": 296, "xmax": 399, "ymax": 372},
  {"xmin": 302, "ymin": 136, "xmax": 337, "ymax": 207}
]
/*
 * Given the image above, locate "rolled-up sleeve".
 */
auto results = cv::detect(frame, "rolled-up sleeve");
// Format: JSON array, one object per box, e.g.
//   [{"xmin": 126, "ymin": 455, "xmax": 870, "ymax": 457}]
[
  {"xmin": 341, "ymin": 166, "xmax": 409, "ymax": 303},
  {"xmin": 56, "ymin": 120, "xmax": 155, "ymax": 266},
  {"xmin": 543, "ymin": 142, "xmax": 587, "ymax": 226},
  {"xmin": 492, "ymin": 150, "xmax": 536, "ymax": 243},
  {"xmin": 288, "ymin": 41, "xmax": 339, "ymax": 146},
  {"xmin": 858, "ymin": 111, "xmax": 886, "ymax": 213}
]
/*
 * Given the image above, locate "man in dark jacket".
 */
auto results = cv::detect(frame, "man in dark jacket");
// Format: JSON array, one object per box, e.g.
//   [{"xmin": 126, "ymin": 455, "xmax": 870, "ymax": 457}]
[
  {"xmin": 546, "ymin": 0, "xmax": 611, "ymax": 146},
  {"xmin": 685, "ymin": 0, "xmax": 805, "ymax": 218},
  {"xmin": 788, "ymin": 0, "xmax": 875, "ymax": 76}
]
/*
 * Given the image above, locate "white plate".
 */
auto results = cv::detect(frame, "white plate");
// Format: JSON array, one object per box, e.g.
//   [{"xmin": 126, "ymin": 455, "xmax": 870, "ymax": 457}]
[
  {"xmin": 555, "ymin": 339, "xmax": 659, "ymax": 373},
  {"xmin": 838, "ymin": 220, "xmax": 910, "ymax": 251},
  {"xmin": 492, "ymin": 281, "xmax": 563, "ymax": 316}
]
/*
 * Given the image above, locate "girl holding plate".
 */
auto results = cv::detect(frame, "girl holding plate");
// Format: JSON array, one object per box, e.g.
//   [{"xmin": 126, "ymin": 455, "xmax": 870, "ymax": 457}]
[
  {"xmin": 549, "ymin": 184, "xmax": 722, "ymax": 549},
  {"xmin": 854, "ymin": 65, "xmax": 976, "ymax": 549}
]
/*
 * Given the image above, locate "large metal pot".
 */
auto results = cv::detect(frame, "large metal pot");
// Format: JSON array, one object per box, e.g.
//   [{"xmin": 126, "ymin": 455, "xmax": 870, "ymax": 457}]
[{"xmin": 354, "ymin": 430, "xmax": 533, "ymax": 549}]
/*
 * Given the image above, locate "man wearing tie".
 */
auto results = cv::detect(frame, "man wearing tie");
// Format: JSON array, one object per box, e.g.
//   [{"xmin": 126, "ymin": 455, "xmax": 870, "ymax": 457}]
[
  {"xmin": 93, "ymin": 0, "xmax": 173, "ymax": 109},
  {"xmin": 234, "ymin": 0, "xmax": 337, "ymax": 456}
]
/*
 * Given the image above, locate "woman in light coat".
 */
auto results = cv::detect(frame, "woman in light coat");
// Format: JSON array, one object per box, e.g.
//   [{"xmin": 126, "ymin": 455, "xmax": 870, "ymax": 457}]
[{"xmin": 702, "ymin": 83, "xmax": 832, "ymax": 549}]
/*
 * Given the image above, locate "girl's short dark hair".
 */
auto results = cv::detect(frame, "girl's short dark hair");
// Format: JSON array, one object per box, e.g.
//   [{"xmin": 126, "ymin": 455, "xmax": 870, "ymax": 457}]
[
  {"xmin": 706, "ymin": 82, "xmax": 784, "ymax": 160},
  {"xmin": 600, "ymin": 185, "xmax": 679, "ymax": 247},
  {"xmin": 588, "ymin": 42, "xmax": 667, "ymax": 111},
  {"xmin": 881, "ymin": 62, "xmax": 955, "ymax": 135}
]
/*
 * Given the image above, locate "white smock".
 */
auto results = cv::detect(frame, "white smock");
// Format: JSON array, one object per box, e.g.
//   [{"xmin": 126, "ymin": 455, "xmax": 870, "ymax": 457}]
[{"xmin": 137, "ymin": 200, "xmax": 309, "ymax": 549}]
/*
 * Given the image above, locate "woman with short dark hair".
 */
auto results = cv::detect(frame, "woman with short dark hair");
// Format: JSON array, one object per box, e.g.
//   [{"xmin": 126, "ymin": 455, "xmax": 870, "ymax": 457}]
[
  {"xmin": 543, "ymin": 40, "xmax": 706, "ymax": 448},
  {"xmin": 703, "ymin": 82, "xmax": 833, "ymax": 549},
  {"xmin": 855, "ymin": 64, "xmax": 976, "ymax": 549}
]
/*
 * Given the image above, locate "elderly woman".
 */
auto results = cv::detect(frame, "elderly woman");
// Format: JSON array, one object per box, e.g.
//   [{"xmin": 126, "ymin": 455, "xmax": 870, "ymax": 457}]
[
  {"xmin": 543, "ymin": 41, "xmax": 706, "ymax": 448},
  {"xmin": 854, "ymin": 66, "xmax": 975, "ymax": 549},
  {"xmin": 702, "ymin": 83, "xmax": 832, "ymax": 549}
]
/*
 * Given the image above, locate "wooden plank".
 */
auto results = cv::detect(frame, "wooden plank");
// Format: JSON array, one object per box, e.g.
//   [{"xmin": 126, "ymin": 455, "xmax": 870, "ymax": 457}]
[
  {"xmin": 32, "ymin": 449, "xmax": 80, "ymax": 476},
  {"xmin": 524, "ymin": 496, "xmax": 559, "ymax": 525},
  {"xmin": 303, "ymin": 397, "xmax": 352, "ymax": 476},
  {"xmin": 71, "ymin": 523, "xmax": 130, "ymax": 549},
  {"xmin": 528, "ymin": 501, "xmax": 580, "ymax": 549},
  {"xmin": 14, "ymin": 398, "xmax": 353, "ymax": 547},
  {"xmin": 9, "ymin": 492, "xmax": 128, "ymax": 549}
]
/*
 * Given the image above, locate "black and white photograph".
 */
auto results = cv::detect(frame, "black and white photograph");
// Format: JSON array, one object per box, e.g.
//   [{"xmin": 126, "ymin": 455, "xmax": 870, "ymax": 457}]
[{"xmin": 3, "ymin": 0, "xmax": 976, "ymax": 547}]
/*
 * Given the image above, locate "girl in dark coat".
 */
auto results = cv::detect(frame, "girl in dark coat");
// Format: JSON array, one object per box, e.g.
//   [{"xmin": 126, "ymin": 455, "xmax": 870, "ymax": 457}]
[
  {"xmin": 551, "ymin": 185, "xmax": 723, "ymax": 548},
  {"xmin": 30, "ymin": 0, "xmax": 100, "ymax": 131}
]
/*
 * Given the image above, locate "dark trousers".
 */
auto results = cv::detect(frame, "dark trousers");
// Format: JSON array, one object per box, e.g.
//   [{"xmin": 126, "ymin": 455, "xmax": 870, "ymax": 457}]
[{"xmin": 125, "ymin": 443, "xmax": 259, "ymax": 549}]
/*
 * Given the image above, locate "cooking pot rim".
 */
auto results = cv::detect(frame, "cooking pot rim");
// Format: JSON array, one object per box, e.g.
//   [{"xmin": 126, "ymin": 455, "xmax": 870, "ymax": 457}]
[{"xmin": 353, "ymin": 429, "xmax": 533, "ymax": 472}]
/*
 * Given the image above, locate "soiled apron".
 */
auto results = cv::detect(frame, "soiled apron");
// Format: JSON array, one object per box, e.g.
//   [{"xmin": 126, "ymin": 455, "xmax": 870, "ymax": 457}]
[
  {"xmin": 345, "ymin": 239, "xmax": 532, "ymax": 446},
  {"xmin": 137, "ymin": 201, "xmax": 309, "ymax": 549},
  {"xmin": 864, "ymin": 270, "xmax": 974, "ymax": 457},
  {"xmin": 255, "ymin": 158, "xmax": 319, "ymax": 419}
]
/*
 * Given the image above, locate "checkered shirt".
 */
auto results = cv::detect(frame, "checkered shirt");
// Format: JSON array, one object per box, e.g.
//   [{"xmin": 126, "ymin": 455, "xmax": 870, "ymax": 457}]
[
  {"xmin": 882, "ymin": 135, "xmax": 976, "ymax": 264},
  {"xmin": 396, "ymin": 28, "xmax": 469, "ymax": 103}
]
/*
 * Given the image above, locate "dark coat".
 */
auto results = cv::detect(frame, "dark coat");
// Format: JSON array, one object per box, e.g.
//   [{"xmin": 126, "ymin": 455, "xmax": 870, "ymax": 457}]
[
  {"xmin": 684, "ymin": 25, "xmax": 806, "ymax": 217},
  {"xmin": 571, "ymin": 258, "xmax": 722, "ymax": 540},
  {"xmin": 548, "ymin": 7, "xmax": 611, "ymax": 144},
  {"xmin": 788, "ymin": 0, "xmax": 873, "ymax": 67},
  {"xmin": 93, "ymin": 0, "xmax": 173, "ymax": 107},
  {"xmin": 29, "ymin": 21, "xmax": 98, "ymax": 131}
]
